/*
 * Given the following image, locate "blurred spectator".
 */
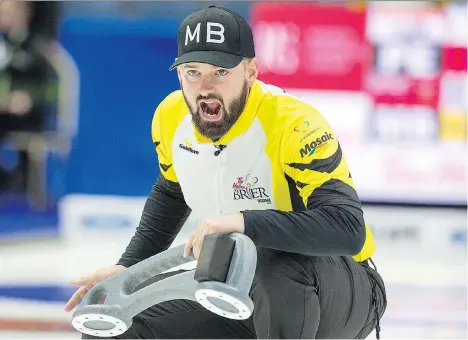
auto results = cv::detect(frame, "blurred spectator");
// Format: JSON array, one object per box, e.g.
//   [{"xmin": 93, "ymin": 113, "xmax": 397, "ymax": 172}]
[{"xmin": 0, "ymin": 1, "xmax": 60, "ymax": 193}]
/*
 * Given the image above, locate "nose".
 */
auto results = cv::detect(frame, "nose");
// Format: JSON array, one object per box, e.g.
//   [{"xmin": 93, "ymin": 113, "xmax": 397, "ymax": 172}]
[{"xmin": 199, "ymin": 76, "xmax": 215, "ymax": 97}]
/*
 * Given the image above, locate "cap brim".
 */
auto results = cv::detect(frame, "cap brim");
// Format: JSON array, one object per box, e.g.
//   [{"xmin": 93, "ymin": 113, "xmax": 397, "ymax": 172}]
[{"xmin": 169, "ymin": 51, "xmax": 243, "ymax": 70}]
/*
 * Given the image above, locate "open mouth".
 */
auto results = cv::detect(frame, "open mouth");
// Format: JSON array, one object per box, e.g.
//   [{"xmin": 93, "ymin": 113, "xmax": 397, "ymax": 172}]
[{"xmin": 199, "ymin": 100, "xmax": 222, "ymax": 121}]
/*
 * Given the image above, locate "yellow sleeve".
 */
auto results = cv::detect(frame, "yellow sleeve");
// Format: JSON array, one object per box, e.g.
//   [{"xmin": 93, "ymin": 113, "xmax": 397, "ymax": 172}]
[
  {"xmin": 281, "ymin": 107, "xmax": 376, "ymax": 262},
  {"xmin": 151, "ymin": 102, "xmax": 179, "ymax": 183},
  {"xmin": 281, "ymin": 110, "xmax": 355, "ymax": 208}
]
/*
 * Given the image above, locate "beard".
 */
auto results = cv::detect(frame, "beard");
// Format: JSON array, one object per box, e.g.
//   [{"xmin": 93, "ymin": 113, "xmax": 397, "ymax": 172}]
[{"xmin": 182, "ymin": 80, "xmax": 249, "ymax": 141}]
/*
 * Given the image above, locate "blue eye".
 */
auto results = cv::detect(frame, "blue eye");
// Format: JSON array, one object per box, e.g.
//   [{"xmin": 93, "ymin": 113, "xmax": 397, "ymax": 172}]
[{"xmin": 216, "ymin": 69, "xmax": 228, "ymax": 76}]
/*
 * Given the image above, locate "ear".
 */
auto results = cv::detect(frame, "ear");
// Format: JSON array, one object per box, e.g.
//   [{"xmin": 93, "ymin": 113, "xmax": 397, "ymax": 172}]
[{"xmin": 245, "ymin": 58, "xmax": 258, "ymax": 87}]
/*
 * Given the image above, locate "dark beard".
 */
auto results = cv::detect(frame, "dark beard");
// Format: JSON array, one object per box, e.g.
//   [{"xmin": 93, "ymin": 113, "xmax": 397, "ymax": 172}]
[{"xmin": 182, "ymin": 81, "xmax": 249, "ymax": 141}]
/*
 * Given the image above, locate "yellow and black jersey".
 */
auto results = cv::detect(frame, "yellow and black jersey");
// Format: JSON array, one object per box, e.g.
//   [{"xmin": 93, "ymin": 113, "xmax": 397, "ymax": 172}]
[{"xmin": 118, "ymin": 80, "xmax": 375, "ymax": 267}]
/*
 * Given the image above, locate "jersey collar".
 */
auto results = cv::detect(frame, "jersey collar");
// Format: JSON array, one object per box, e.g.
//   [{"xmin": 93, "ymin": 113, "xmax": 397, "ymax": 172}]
[{"xmin": 193, "ymin": 80, "xmax": 263, "ymax": 145}]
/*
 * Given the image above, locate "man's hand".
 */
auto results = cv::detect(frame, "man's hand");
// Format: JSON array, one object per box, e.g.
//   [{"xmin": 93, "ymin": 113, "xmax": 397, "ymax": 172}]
[
  {"xmin": 184, "ymin": 213, "xmax": 245, "ymax": 259},
  {"xmin": 64, "ymin": 264, "xmax": 127, "ymax": 312}
]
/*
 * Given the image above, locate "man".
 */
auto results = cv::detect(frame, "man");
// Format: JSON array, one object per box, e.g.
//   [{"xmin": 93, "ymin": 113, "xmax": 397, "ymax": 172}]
[
  {"xmin": 65, "ymin": 6, "xmax": 387, "ymax": 339},
  {"xmin": 0, "ymin": 0, "xmax": 59, "ymax": 193}
]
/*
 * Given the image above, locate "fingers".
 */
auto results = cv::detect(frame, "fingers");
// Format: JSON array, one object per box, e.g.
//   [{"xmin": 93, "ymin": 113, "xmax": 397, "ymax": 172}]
[
  {"xmin": 184, "ymin": 233, "xmax": 195, "ymax": 258},
  {"xmin": 70, "ymin": 276, "xmax": 86, "ymax": 286},
  {"xmin": 70, "ymin": 272, "xmax": 98, "ymax": 286},
  {"xmin": 192, "ymin": 234, "xmax": 203, "ymax": 260},
  {"xmin": 65, "ymin": 266, "xmax": 126, "ymax": 313},
  {"xmin": 185, "ymin": 223, "xmax": 213, "ymax": 259},
  {"xmin": 184, "ymin": 231, "xmax": 204, "ymax": 259},
  {"xmin": 64, "ymin": 284, "xmax": 92, "ymax": 312}
]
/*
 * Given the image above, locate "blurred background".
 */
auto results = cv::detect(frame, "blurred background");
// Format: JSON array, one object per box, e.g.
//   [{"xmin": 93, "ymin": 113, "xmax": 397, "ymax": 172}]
[{"xmin": 0, "ymin": 1, "xmax": 466, "ymax": 339}]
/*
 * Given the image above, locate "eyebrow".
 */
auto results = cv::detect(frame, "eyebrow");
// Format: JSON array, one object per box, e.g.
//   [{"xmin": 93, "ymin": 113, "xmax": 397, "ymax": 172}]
[{"xmin": 183, "ymin": 64, "xmax": 224, "ymax": 70}]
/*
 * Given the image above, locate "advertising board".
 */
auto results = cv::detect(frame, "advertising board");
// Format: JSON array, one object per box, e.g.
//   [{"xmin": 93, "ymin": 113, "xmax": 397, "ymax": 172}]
[{"xmin": 250, "ymin": 2, "xmax": 467, "ymax": 205}]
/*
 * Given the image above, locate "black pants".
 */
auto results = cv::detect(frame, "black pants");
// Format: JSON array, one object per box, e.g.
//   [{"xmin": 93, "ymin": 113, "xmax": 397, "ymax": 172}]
[{"xmin": 82, "ymin": 249, "xmax": 387, "ymax": 339}]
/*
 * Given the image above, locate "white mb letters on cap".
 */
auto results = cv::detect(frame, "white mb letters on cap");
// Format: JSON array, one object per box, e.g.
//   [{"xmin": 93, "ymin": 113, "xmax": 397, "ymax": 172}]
[{"xmin": 185, "ymin": 22, "xmax": 225, "ymax": 46}]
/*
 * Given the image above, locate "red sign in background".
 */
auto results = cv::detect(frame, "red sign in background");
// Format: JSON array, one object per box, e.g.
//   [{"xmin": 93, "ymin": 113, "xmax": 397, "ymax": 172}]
[
  {"xmin": 441, "ymin": 46, "xmax": 468, "ymax": 72},
  {"xmin": 250, "ymin": 2, "xmax": 369, "ymax": 91},
  {"xmin": 250, "ymin": 2, "xmax": 466, "ymax": 106},
  {"xmin": 250, "ymin": 1, "xmax": 467, "ymax": 140},
  {"xmin": 250, "ymin": 2, "xmax": 467, "ymax": 205}
]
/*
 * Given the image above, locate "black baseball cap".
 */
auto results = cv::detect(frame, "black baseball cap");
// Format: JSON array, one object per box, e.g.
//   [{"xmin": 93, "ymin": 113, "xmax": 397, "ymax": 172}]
[{"xmin": 169, "ymin": 6, "xmax": 255, "ymax": 70}]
